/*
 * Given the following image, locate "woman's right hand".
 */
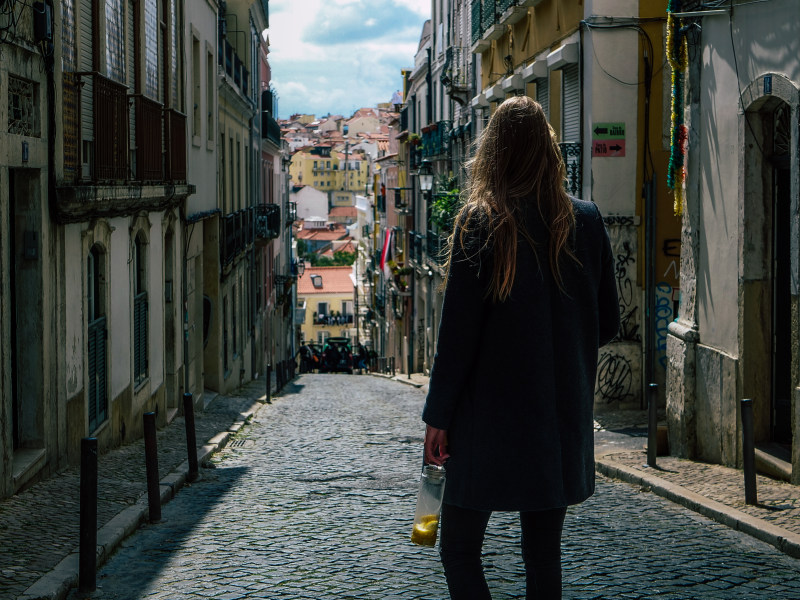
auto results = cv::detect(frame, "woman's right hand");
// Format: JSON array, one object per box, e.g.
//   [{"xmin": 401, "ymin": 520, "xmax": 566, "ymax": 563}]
[{"xmin": 424, "ymin": 424, "xmax": 450, "ymax": 466}]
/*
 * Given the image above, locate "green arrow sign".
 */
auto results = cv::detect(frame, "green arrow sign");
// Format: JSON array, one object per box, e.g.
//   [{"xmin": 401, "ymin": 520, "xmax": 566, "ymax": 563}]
[{"xmin": 593, "ymin": 122, "xmax": 625, "ymax": 140}]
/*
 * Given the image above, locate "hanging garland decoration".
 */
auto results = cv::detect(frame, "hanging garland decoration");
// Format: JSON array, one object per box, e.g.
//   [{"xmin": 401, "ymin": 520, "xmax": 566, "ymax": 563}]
[{"xmin": 666, "ymin": 0, "xmax": 689, "ymax": 215}]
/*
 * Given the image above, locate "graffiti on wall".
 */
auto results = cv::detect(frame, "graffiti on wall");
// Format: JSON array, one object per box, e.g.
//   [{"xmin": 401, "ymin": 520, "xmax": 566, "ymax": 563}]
[
  {"xmin": 611, "ymin": 233, "xmax": 640, "ymax": 343},
  {"xmin": 596, "ymin": 351, "xmax": 634, "ymax": 404}
]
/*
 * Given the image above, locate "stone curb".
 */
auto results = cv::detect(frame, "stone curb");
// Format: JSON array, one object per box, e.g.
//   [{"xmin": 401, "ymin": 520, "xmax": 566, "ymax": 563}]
[
  {"xmin": 18, "ymin": 399, "xmax": 267, "ymax": 600},
  {"xmin": 368, "ymin": 372, "xmax": 426, "ymax": 389},
  {"xmin": 596, "ymin": 458, "xmax": 800, "ymax": 560}
]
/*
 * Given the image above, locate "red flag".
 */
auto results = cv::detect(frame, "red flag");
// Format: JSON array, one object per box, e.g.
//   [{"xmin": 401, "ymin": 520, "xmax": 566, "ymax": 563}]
[{"xmin": 379, "ymin": 229, "xmax": 393, "ymax": 271}]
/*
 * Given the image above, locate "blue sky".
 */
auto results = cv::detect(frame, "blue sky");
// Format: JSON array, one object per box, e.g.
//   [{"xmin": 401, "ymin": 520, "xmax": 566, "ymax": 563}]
[{"xmin": 266, "ymin": 0, "xmax": 430, "ymax": 119}]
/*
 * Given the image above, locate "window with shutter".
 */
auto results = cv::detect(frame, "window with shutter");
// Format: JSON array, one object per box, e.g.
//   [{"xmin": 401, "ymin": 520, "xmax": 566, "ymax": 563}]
[
  {"xmin": 88, "ymin": 246, "xmax": 108, "ymax": 431},
  {"xmin": 133, "ymin": 235, "xmax": 149, "ymax": 385},
  {"xmin": 561, "ymin": 63, "xmax": 580, "ymax": 143},
  {"xmin": 536, "ymin": 76, "xmax": 549, "ymax": 120}
]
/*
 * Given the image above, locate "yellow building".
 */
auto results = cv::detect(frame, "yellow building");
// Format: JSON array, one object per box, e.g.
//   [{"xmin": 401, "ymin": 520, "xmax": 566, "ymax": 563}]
[
  {"xmin": 297, "ymin": 266, "xmax": 356, "ymax": 344},
  {"xmin": 289, "ymin": 148, "xmax": 367, "ymax": 194}
]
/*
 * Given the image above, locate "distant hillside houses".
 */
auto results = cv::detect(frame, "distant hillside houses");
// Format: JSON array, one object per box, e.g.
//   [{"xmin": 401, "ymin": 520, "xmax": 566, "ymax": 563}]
[{"xmin": 280, "ymin": 106, "xmax": 397, "ymax": 200}]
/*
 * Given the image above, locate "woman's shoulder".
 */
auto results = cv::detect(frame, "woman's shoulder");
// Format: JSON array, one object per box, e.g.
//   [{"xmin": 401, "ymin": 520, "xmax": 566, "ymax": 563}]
[{"xmin": 569, "ymin": 196, "xmax": 601, "ymax": 220}]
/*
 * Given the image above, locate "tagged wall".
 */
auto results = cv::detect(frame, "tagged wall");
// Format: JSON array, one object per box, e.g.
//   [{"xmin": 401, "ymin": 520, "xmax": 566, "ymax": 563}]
[{"xmin": 596, "ymin": 219, "xmax": 641, "ymax": 409}]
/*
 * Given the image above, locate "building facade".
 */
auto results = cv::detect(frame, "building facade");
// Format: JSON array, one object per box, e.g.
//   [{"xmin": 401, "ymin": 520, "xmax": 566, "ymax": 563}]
[{"xmin": 666, "ymin": 0, "xmax": 800, "ymax": 480}]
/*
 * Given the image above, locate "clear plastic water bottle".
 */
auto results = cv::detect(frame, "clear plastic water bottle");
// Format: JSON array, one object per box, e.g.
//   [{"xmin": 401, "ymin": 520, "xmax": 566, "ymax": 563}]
[{"xmin": 411, "ymin": 464, "xmax": 446, "ymax": 546}]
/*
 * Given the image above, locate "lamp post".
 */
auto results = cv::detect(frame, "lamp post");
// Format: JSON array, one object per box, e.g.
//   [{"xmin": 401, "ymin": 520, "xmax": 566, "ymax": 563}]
[{"xmin": 418, "ymin": 159, "xmax": 434, "ymax": 196}]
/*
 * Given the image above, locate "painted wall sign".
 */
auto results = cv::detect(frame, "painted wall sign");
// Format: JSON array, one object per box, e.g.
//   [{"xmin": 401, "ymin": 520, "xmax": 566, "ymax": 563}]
[
  {"xmin": 592, "ymin": 122, "xmax": 626, "ymax": 140},
  {"xmin": 592, "ymin": 140, "xmax": 626, "ymax": 157},
  {"xmin": 592, "ymin": 122, "xmax": 626, "ymax": 157}
]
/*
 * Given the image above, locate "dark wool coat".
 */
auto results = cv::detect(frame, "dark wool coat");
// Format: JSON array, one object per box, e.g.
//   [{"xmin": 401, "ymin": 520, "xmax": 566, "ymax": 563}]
[{"xmin": 422, "ymin": 198, "xmax": 619, "ymax": 512}]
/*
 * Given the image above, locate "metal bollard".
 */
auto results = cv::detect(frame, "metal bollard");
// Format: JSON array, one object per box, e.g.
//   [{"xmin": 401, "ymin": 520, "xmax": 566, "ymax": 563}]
[
  {"xmin": 143, "ymin": 412, "xmax": 162, "ymax": 522},
  {"xmin": 266, "ymin": 364, "xmax": 272, "ymax": 403},
  {"xmin": 741, "ymin": 398, "xmax": 758, "ymax": 505},
  {"xmin": 79, "ymin": 437, "xmax": 98, "ymax": 593},
  {"xmin": 391, "ymin": 356, "xmax": 396, "ymax": 377},
  {"xmin": 647, "ymin": 383, "xmax": 659, "ymax": 467},
  {"xmin": 183, "ymin": 393, "xmax": 198, "ymax": 482}
]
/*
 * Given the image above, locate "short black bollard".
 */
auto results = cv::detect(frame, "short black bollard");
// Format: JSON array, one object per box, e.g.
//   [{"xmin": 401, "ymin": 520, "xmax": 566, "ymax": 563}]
[
  {"xmin": 183, "ymin": 393, "xmax": 198, "ymax": 482},
  {"xmin": 647, "ymin": 383, "xmax": 659, "ymax": 468},
  {"xmin": 741, "ymin": 398, "xmax": 758, "ymax": 505},
  {"xmin": 143, "ymin": 412, "xmax": 162, "ymax": 522},
  {"xmin": 266, "ymin": 364, "xmax": 272, "ymax": 403},
  {"xmin": 79, "ymin": 437, "xmax": 98, "ymax": 593}
]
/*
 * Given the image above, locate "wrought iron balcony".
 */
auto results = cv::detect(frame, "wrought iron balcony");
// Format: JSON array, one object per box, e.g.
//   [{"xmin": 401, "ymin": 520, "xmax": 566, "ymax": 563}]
[
  {"xmin": 441, "ymin": 47, "xmax": 471, "ymax": 96},
  {"xmin": 255, "ymin": 203, "xmax": 281, "ymax": 241},
  {"xmin": 86, "ymin": 72, "xmax": 129, "ymax": 181},
  {"xmin": 285, "ymin": 201, "xmax": 297, "ymax": 225},
  {"xmin": 421, "ymin": 121, "xmax": 451, "ymax": 158},
  {"xmin": 164, "ymin": 109, "xmax": 187, "ymax": 182},
  {"xmin": 427, "ymin": 230, "xmax": 448, "ymax": 267},
  {"xmin": 559, "ymin": 142, "xmax": 582, "ymax": 197},
  {"xmin": 133, "ymin": 94, "xmax": 163, "ymax": 181}
]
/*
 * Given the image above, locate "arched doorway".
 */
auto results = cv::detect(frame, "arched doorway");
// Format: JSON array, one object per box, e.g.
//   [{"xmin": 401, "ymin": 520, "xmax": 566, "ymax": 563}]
[
  {"xmin": 771, "ymin": 102, "xmax": 791, "ymax": 445},
  {"xmin": 741, "ymin": 89, "xmax": 796, "ymax": 450}
]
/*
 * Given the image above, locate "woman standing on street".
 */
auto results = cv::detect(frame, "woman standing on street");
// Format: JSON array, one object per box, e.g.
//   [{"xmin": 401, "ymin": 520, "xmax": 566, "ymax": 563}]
[{"xmin": 422, "ymin": 96, "xmax": 619, "ymax": 599}]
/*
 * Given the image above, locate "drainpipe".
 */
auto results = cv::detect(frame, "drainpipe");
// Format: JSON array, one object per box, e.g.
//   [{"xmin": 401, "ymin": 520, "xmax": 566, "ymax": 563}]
[{"xmin": 644, "ymin": 176, "xmax": 656, "ymax": 405}]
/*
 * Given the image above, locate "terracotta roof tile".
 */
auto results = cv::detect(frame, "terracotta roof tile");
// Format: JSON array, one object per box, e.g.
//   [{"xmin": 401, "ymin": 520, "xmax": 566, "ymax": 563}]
[{"xmin": 297, "ymin": 266, "xmax": 354, "ymax": 295}]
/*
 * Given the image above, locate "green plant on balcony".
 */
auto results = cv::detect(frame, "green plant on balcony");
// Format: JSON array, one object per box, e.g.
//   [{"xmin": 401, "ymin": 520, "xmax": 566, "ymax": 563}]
[{"xmin": 429, "ymin": 174, "xmax": 461, "ymax": 232}]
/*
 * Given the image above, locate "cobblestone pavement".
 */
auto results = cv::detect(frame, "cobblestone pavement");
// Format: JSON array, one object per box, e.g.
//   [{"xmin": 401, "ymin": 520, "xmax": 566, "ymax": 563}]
[
  {"xmin": 598, "ymin": 450, "xmax": 800, "ymax": 536},
  {"xmin": 68, "ymin": 374, "xmax": 800, "ymax": 600},
  {"xmin": 2, "ymin": 381, "xmax": 266, "ymax": 600}
]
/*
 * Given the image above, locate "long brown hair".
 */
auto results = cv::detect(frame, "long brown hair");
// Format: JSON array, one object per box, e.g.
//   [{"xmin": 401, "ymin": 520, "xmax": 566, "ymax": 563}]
[{"xmin": 447, "ymin": 96, "xmax": 576, "ymax": 301}]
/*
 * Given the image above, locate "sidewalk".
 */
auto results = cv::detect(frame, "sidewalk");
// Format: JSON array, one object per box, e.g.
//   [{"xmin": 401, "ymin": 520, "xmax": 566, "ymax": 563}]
[
  {"xmin": 3, "ymin": 377, "xmax": 273, "ymax": 600},
  {"xmin": 596, "ymin": 450, "xmax": 800, "ymax": 559}
]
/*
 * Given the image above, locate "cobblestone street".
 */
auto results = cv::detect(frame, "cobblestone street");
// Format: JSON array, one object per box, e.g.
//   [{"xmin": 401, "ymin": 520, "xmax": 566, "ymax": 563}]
[{"xmin": 69, "ymin": 375, "xmax": 800, "ymax": 600}]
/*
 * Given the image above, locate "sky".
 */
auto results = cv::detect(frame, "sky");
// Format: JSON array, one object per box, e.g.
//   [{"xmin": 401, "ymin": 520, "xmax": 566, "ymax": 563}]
[{"xmin": 266, "ymin": 0, "xmax": 430, "ymax": 120}]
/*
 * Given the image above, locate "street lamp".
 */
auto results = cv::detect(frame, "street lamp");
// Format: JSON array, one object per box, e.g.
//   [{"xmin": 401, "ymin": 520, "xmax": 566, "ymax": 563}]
[{"xmin": 417, "ymin": 160, "xmax": 434, "ymax": 194}]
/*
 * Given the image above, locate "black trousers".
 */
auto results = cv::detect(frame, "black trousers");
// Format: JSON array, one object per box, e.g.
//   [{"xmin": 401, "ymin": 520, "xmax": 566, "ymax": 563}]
[{"xmin": 439, "ymin": 502, "xmax": 567, "ymax": 600}]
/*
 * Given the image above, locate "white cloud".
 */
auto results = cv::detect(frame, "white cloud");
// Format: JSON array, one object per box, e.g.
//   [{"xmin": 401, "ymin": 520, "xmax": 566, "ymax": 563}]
[{"xmin": 267, "ymin": 0, "xmax": 428, "ymax": 118}]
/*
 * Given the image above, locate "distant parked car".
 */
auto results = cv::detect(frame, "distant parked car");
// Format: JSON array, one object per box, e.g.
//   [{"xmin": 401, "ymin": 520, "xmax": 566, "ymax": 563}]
[{"xmin": 321, "ymin": 337, "xmax": 354, "ymax": 374}]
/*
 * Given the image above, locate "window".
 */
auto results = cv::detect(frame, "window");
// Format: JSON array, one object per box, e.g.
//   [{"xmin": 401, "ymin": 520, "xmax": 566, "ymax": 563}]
[
  {"xmin": 317, "ymin": 301, "xmax": 328, "ymax": 317},
  {"xmin": 143, "ymin": 0, "xmax": 159, "ymax": 99},
  {"xmin": 8, "ymin": 76, "xmax": 39, "ymax": 137},
  {"xmin": 88, "ymin": 245, "xmax": 108, "ymax": 431},
  {"xmin": 223, "ymin": 295, "xmax": 229, "ymax": 372},
  {"xmin": 206, "ymin": 50, "xmax": 214, "ymax": 142},
  {"xmin": 232, "ymin": 283, "xmax": 238, "ymax": 356},
  {"xmin": 192, "ymin": 35, "xmax": 201, "ymax": 139},
  {"xmin": 133, "ymin": 234, "xmax": 148, "ymax": 385},
  {"xmin": 105, "ymin": 0, "xmax": 126, "ymax": 83}
]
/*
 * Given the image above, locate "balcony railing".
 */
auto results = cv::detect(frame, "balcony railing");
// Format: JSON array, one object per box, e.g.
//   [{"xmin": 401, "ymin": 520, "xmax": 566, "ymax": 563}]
[
  {"xmin": 165, "ymin": 109, "xmax": 187, "ymax": 182},
  {"xmin": 63, "ymin": 72, "xmax": 80, "ymax": 183},
  {"xmin": 222, "ymin": 207, "xmax": 260, "ymax": 265},
  {"xmin": 422, "ymin": 121, "xmax": 451, "ymax": 158},
  {"xmin": 471, "ymin": 0, "xmax": 483, "ymax": 45},
  {"xmin": 219, "ymin": 38, "xmax": 250, "ymax": 97},
  {"xmin": 285, "ymin": 201, "xmax": 297, "ymax": 225},
  {"xmin": 427, "ymin": 230, "xmax": 448, "ymax": 267},
  {"xmin": 441, "ymin": 47, "xmax": 470, "ymax": 92},
  {"xmin": 92, "ymin": 73, "xmax": 129, "ymax": 180},
  {"xmin": 313, "ymin": 314, "xmax": 354, "ymax": 326},
  {"xmin": 559, "ymin": 142, "xmax": 582, "ymax": 197},
  {"xmin": 263, "ymin": 113, "xmax": 281, "ymax": 145},
  {"xmin": 255, "ymin": 203, "xmax": 281, "ymax": 240},
  {"xmin": 134, "ymin": 95, "xmax": 163, "ymax": 181}
]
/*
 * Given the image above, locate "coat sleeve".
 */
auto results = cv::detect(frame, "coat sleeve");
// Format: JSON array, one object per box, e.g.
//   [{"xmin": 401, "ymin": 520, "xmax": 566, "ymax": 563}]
[
  {"xmin": 595, "ymin": 205, "xmax": 620, "ymax": 347},
  {"xmin": 422, "ymin": 228, "xmax": 490, "ymax": 430}
]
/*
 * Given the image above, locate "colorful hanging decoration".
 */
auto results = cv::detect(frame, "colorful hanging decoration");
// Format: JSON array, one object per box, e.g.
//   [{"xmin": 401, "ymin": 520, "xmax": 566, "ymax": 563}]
[{"xmin": 667, "ymin": 0, "xmax": 689, "ymax": 216}]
